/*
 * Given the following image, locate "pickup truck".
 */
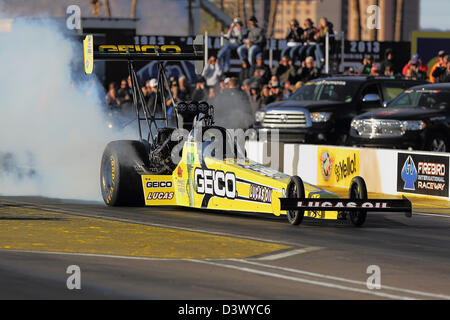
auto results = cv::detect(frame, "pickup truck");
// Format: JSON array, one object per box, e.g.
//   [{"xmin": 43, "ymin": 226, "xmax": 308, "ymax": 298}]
[{"xmin": 253, "ymin": 76, "xmax": 427, "ymax": 144}]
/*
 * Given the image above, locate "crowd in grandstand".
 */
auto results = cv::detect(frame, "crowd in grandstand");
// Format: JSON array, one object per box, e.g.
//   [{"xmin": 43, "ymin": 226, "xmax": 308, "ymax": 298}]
[{"xmin": 105, "ymin": 15, "xmax": 450, "ymax": 119}]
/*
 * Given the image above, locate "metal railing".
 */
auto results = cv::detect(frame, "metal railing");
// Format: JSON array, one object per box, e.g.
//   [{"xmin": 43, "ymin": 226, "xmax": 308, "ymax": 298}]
[{"xmin": 215, "ymin": 31, "xmax": 346, "ymax": 73}]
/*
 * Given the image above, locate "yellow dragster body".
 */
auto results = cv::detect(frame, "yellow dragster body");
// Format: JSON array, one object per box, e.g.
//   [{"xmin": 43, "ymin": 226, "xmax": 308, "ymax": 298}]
[{"xmin": 141, "ymin": 141, "xmax": 339, "ymax": 220}]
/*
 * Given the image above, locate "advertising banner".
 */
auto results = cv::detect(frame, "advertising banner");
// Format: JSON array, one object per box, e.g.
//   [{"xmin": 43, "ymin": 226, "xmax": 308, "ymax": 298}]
[
  {"xmin": 397, "ymin": 153, "xmax": 449, "ymax": 197},
  {"xmin": 317, "ymin": 147, "xmax": 359, "ymax": 188}
]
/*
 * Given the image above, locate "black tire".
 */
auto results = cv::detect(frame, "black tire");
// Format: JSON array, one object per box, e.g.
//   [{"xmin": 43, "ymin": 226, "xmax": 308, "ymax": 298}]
[
  {"xmin": 348, "ymin": 176, "xmax": 368, "ymax": 227},
  {"xmin": 100, "ymin": 140, "xmax": 149, "ymax": 206},
  {"xmin": 286, "ymin": 176, "xmax": 305, "ymax": 225}
]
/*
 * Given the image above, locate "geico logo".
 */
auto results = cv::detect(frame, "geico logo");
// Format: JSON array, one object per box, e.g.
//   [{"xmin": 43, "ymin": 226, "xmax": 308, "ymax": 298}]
[
  {"xmin": 99, "ymin": 44, "xmax": 181, "ymax": 54},
  {"xmin": 146, "ymin": 181, "xmax": 173, "ymax": 188},
  {"xmin": 195, "ymin": 168, "xmax": 236, "ymax": 199},
  {"xmin": 147, "ymin": 192, "xmax": 174, "ymax": 200}
]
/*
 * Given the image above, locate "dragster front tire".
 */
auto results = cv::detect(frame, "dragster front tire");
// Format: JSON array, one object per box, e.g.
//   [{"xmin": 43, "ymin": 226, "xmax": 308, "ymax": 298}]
[
  {"xmin": 348, "ymin": 176, "xmax": 368, "ymax": 227},
  {"xmin": 286, "ymin": 176, "xmax": 305, "ymax": 225},
  {"xmin": 100, "ymin": 140, "xmax": 148, "ymax": 206}
]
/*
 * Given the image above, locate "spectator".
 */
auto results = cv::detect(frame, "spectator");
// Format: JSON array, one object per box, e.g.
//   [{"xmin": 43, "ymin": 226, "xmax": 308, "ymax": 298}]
[
  {"xmin": 297, "ymin": 56, "xmax": 320, "ymax": 82},
  {"xmin": 370, "ymin": 64, "xmax": 380, "ymax": 76},
  {"xmin": 192, "ymin": 77, "xmax": 208, "ymax": 101},
  {"xmin": 282, "ymin": 80, "xmax": 293, "ymax": 99},
  {"xmin": 127, "ymin": 76, "xmax": 133, "ymax": 96},
  {"xmin": 380, "ymin": 48, "xmax": 398, "ymax": 75},
  {"xmin": 208, "ymin": 87, "xmax": 216, "ymax": 103},
  {"xmin": 144, "ymin": 80, "xmax": 153, "ymax": 102},
  {"xmin": 238, "ymin": 59, "xmax": 252, "ymax": 86},
  {"xmin": 250, "ymin": 53, "xmax": 271, "ymax": 86},
  {"xmin": 237, "ymin": 16, "xmax": 266, "ymax": 66},
  {"xmin": 260, "ymin": 85, "xmax": 272, "ymax": 107},
  {"xmin": 430, "ymin": 51, "xmax": 447, "ymax": 83},
  {"xmin": 265, "ymin": 81, "xmax": 283, "ymax": 104},
  {"xmin": 147, "ymin": 78, "xmax": 163, "ymax": 113},
  {"xmin": 359, "ymin": 54, "xmax": 373, "ymax": 75},
  {"xmin": 293, "ymin": 81, "xmax": 303, "ymax": 92},
  {"xmin": 249, "ymin": 82, "xmax": 261, "ymax": 113},
  {"xmin": 178, "ymin": 76, "xmax": 192, "ymax": 101},
  {"xmin": 314, "ymin": 17, "xmax": 334, "ymax": 69},
  {"xmin": 218, "ymin": 18, "xmax": 244, "ymax": 73},
  {"xmin": 404, "ymin": 62, "xmax": 427, "ymax": 80},
  {"xmin": 105, "ymin": 83, "xmax": 120, "ymax": 109},
  {"xmin": 402, "ymin": 54, "xmax": 428, "ymax": 78},
  {"xmin": 383, "ymin": 65, "xmax": 394, "ymax": 77},
  {"xmin": 166, "ymin": 81, "xmax": 180, "ymax": 108},
  {"xmin": 432, "ymin": 57, "xmax": 450, "ymax": 83},
  {"xmin": 214, "ymin": 77, "xmax": 254, "ymax": 129},
  {"xmin": 241, "ymin": 79, "xmax": 252, "ymax": 96},
  {"xmin": 273, "ymin": 56, "xmax": 296, "ymax": 84},
  {"xmin": 298, "ymin": 18, "xmax": 317, "ymax": 63},
  {"xmin": 116, "ymin": 79, "xmax": 130, "ymax": 105},
  {"xmin": 281, "ymin": 19, "xmax": 304, "ymax": 64},
  {"xmin": 218, "ymin": 76, "xmax": 228, "ymax": 94},
  {"xmin": 202, "ymin": 55, "xmax": 223, "ymax": 88}
]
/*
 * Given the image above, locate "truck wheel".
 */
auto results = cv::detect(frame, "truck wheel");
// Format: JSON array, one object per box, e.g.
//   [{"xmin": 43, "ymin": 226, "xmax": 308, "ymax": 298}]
[
  {"xmin": 100, "ymin": 140, "xmax": 149, "ymax": 206},
  {"xmin": 348, "ymin": 176, "xmax": 368, "ymax": 227},
  {"xmin": 428, "ymin": 135, "xmax": 447, "ymax": 152},
  {"xmin": 286, "ymin": 176, "xmax": 305, "ymax": 225}
]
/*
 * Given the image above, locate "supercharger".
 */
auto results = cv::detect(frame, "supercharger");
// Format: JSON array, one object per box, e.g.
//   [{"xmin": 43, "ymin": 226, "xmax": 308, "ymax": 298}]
[{"xmin": 194, "ymin": 168, "xmax": 236, "ymax": 199}]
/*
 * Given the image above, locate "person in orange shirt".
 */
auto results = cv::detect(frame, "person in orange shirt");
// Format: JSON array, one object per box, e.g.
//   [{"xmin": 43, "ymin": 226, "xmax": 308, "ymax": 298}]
[{"xmin": 429, "ymin": 50, "xmax": 447, "ymax": 83}]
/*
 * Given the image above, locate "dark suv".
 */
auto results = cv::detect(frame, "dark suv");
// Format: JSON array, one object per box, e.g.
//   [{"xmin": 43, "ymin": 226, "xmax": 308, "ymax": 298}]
[
  {"xmin": 348, "ymin": 83, "xmax": 450, "ymax": 152},
  {"xmin": 253, "ymin": 76, "xmax": 426, "ymax": 144}
]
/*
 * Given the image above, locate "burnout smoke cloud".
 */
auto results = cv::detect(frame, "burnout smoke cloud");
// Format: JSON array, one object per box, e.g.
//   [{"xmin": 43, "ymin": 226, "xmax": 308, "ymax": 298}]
[{"xmin": 0, "ymin": 19, "xmax": 133, "ymax": 200}]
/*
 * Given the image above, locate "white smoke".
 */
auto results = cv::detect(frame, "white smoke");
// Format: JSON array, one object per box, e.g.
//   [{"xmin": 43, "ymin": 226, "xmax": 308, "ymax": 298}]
[{"xmin": 0, "ymin": 19, "xmax": 135, "ymax": 201}]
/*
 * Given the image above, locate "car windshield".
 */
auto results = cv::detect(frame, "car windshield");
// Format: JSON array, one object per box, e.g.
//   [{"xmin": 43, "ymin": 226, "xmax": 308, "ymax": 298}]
[
  {"xmin": 388, "ymin": 89, "xmax": 450, "ymax": 110},
  {"xmin": 289, "ymin": 80, "xmax": 359, "ymax": 103}
]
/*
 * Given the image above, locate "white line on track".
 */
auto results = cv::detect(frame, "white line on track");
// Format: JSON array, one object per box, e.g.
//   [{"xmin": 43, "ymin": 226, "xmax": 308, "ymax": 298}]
[
  {"xmin": 232, "ymin": 259, "xmax": 450, "ymax": 300},
  {"xmin": 255, "ymin": 247, "xmax": 323, "ymax": 261},
  {"xmin": 413, "ymin": 212, "xmax": 450, "ymax": 218},
  {"xmin": 0, "ymin": 249, "xmax": 191, "ymax": 261},
  {"xmin": 2, "ymin": 249, "xmax": 449, "ymax": 300},
  {"xmin": 190, "ymin": 259, "xmax": 416, "ymax": 300}
]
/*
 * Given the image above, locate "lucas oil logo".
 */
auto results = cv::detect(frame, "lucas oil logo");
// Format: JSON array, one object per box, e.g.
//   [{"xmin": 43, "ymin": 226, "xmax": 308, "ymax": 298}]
[
  {"xmin": 401, "ymin": 156, "xmax": 418, "ymax": 190},
  {"xmin": 195, "ymin": 168, "xmax": 236, "ymax": 199},
  {"xmin": 249, "ymin": 185, "xmax": 272, "ymax": 203}
]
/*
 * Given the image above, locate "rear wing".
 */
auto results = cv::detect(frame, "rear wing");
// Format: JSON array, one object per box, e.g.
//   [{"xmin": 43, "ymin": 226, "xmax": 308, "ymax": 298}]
[
  {"xmin": 280, "ymin": 197, "xmax": 413, "ymax": 218},
  {"xmin": 82, "ymin": 34, "xmax": 206, "ymax": 74}
]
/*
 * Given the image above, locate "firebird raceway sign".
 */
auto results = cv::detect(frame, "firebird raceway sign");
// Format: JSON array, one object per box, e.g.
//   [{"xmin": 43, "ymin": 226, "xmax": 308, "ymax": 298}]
[
  {"xmin": 397, "ymin": 152, "xmax": 449, "ymax": 198},
  {"xmin": 317, "ymin": 147, "xmax": 360, "ymax": 188}
]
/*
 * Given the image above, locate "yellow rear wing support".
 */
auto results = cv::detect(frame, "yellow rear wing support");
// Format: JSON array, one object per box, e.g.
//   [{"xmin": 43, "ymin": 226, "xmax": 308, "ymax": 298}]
[{"xmin": 83, "ymin": 34, "xmax": 94, "ymax": 75}]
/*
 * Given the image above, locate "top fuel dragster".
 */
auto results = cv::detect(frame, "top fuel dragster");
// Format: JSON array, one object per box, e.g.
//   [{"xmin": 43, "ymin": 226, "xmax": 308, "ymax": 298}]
[{"xmin": 83, "ymin": 34, "xmax": 412, "ymax": 227}]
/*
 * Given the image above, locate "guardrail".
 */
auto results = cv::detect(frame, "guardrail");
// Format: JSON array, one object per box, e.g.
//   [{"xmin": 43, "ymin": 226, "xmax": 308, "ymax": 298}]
[{"xmin": 246, "ymin": 142, "xmax": 450, "ymax": 201}]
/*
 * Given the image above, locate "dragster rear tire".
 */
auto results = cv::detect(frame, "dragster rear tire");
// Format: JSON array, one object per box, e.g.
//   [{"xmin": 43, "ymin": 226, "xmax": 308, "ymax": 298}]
[
  {"xmin": 100, "ymin": 140, "xmax": 149, "ymax": 206},
  {"xmin": 286, "ymin": 176, "xmax": 305, "ymax": 225},
  {"xmin": 348, "ymin": 176, "xmax": 368, "ymax": 227}
]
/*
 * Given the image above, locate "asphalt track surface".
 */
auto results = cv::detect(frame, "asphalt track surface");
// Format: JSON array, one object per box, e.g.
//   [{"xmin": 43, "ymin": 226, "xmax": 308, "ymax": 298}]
[{"xmin": 0, "ymin": 195, "xmax": 449, "ymax": 300}]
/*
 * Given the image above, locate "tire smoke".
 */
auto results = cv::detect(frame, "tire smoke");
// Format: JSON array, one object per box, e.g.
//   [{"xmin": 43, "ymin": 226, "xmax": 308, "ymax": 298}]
[{"xmin": 0, "ymin": 19, "xmax": 134, "ymax": 201}]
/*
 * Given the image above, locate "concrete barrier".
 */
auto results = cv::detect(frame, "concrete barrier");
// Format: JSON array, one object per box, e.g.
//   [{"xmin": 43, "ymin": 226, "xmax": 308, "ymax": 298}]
[{"xmin": 246, "ymin": 142, "xmax": 450, "ymax": 201}]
